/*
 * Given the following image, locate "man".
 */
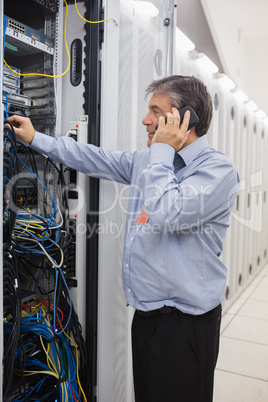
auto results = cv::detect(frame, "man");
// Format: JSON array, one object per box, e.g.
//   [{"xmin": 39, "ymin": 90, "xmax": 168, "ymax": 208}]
[{"xmin": 8, "ymin": 75, "xmax": 239, "ymax": 402}]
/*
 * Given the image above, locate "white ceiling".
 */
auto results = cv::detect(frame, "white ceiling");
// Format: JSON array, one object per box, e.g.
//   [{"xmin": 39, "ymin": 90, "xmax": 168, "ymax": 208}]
[
  {"xmin": 210, "ymin": 0, "xmax": 268, "ymax": 40},
  {"xmin": 177, "ymin": 0, "xmax": 268, "ymax": 114}
]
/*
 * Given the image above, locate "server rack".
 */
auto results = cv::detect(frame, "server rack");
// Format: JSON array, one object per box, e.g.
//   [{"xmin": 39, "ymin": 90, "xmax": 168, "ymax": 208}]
[
  {"xmin": 97, "ymin": 1, "xmax": 177, "ymax": 400},
  {"xmin": 175, "ymin": 36, "xmax": 268, "ymax": 309},
  {"xmin": 1, "ymin": 0, "xmax": 100, "ymax": 400}
]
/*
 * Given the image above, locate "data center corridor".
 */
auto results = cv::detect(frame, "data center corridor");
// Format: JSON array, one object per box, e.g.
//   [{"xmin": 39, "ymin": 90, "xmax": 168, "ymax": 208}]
[{"xmin": 214, "ymin": 264, "xmax": 268, "ymax": 401}]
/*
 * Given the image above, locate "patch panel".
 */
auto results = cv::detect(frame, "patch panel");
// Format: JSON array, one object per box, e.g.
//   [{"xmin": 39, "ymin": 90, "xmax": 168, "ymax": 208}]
[
  {"xmin": 7, "ymin": 18, "xmax": 26, "ymax": 34},
  {"xmin": 5, "ymin": 16, "xmax": 54, "ymax": 55}
]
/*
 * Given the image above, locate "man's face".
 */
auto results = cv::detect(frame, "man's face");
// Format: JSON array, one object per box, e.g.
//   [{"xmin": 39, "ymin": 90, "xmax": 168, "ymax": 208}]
[{"xmin": 142, "ymin": 93, "xmax": 172, "ymax": 147}]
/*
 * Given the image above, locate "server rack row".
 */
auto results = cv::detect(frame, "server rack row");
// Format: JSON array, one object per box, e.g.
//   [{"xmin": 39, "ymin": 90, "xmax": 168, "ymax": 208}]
[
  {"xmin": 175, "ymin": 46, "xmax": 268, "ymax": 308},
  {"xmin": 97, "ymin": 1, "xmax": 268, "ymax": 401}
]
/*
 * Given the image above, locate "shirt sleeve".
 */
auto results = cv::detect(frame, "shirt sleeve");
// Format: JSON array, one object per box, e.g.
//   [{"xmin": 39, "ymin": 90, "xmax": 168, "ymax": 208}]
[
  {"xmin": 138, "ymin": 142, "xmax": 240, "ymax": 231},
  {"xmin": 31, "ymin": 131, "xmax": 135, "ymax": 185}
]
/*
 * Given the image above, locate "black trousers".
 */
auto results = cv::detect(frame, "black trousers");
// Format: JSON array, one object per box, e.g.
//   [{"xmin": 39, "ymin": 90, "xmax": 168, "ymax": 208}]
[{"xmin": 131, "ymin": 304, "xmax": 222, "ymax": 402}]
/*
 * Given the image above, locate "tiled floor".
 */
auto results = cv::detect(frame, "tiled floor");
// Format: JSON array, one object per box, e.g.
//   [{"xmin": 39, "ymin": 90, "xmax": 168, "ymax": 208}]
[{"xmin": 214, "ymin": 264, "xmax": 268, "ymax": 402}]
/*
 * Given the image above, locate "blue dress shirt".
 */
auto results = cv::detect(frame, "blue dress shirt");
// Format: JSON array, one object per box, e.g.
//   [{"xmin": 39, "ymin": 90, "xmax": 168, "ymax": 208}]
[{"xmin": 31, "ymin": 132, "xmax": 240, "ymax": 315}]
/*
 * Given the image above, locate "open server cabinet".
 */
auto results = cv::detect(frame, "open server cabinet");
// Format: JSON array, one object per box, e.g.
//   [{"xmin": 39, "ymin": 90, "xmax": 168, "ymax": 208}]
[
  {"xmin": 1, "ymin": 0, "xmax": 102, "ymax": 400},
  {"xmin": 1, "ymin": 0, "xmax": 176, "ymax": 401}
]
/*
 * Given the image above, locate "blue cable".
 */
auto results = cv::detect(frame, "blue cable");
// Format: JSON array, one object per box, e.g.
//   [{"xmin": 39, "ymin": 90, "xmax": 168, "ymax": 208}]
[
  {"xmin": 3, "ymin": 91, "xmax": 9, "ymax": 119},
  {"xmin": 53, "ymin": 267, "xmax": 59, "ymax": 333},
  {"xmin": 3, "ymin": 17, "xmax": 9, "ymax": 118},
  {"xmin": 44, "ymin": 227, "xmax": 61, "ymax": 249},
  {"xmin": 15, "ymin": 308, "xmax": 81, "ymax": 402},
  {"xmin": 3, "ymin": 16, "xmax": 7, "ymax": 82},
  {"xmin": 13, "ymin": 224, "xmax": 40, "ymax": 243},
  {"xmin": 53, "ymin": 266, "xmax": 73, "ymax": 335},
  {"xmin": 16, "ymin": 154, "xmax": 56, "ymax": 224},
  {"xmin": 25, "ymin": 376, "xmax": 48, "ymax": 397}
]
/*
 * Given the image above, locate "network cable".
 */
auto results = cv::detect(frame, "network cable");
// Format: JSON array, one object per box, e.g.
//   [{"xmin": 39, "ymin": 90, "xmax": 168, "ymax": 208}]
[
  {"xmin": 3, "ymin": 120, "xmax": 90, "ymax": 401},
  {"xmin": 3, "ymin": 0, "xmax": 115, "ymax": 79},
  {"xmin": 3, "ymin": 0, "xmax": 70, "ymax": 78}
]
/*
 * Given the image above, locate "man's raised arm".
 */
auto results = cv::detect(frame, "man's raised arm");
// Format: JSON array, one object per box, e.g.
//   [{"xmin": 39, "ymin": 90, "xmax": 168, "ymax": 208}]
[{"xmin": 7, "ymin": 115, "xmax": 36, "ymax": 144}]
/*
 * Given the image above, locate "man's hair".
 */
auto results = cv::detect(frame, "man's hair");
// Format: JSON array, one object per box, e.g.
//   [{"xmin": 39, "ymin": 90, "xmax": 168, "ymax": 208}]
[{"xmin": 145, "ymin": 75, "xmax": 213, "ymax": 137}]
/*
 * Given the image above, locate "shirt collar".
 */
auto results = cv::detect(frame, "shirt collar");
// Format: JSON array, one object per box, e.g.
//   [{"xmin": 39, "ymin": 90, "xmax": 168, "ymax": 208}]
[{"xmin": 177, "ymin": 135, "xmax": 209, "ymax": 166}]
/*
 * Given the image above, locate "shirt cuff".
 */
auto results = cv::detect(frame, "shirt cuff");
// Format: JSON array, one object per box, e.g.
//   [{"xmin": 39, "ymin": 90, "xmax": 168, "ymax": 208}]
[
  {"xmin": 149, "ymin": 143, "xmax": 175, "ymax": 165},
  {"xmin": 31, "ymin": 131, "xmax": 55, "ymax": 153}
]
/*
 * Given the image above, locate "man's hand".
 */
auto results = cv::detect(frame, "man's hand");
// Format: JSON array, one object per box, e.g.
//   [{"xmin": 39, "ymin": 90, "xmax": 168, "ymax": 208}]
[
  {"xmin": 152, "ymin": 107, "xmax": 191, "ymax": 152},
  {"xmin": 7, "ymin": 115, "xmax": 36, "ymax": 144}
]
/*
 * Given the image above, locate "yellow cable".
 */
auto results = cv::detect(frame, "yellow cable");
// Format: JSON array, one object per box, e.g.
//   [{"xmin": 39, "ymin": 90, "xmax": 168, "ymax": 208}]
[
  {"xmin": 63, "ymin": 329, "xmax": 87, "ymax": 402},
  {"xmin": 40, "ymin": 341, "xmax": 54, "ymax": 374},
  {"xmin": 40, "ymin": 335, "xmax": 58, "ymax": 373},
  {"xmin": 39, "ymin": 308, "xmax": 61, "ymax": 374},
  {"xmin": 17, "ymin": 207, "xmax": 64, "ymax": 230},
  {"xmin": 4, "ymin": 0, "xmax": 70, "ymax": 78},
  {"xmin": 74, "ymin": 0, "xmax": 114, "ymax": 24},
  {"xmin": 14, "ymin": 367, "xmax": 59, "ymax": 378},
  {"xmin": 29, "ymin": 370, "xmax": 58, "ymax": 378},
  {"xmin": 14, "ymin": 224, "xmax": 36, "ymax": 236},
  {"xmin": 4, "ymin": 0, "xmax": 115, "ymax": 78}
]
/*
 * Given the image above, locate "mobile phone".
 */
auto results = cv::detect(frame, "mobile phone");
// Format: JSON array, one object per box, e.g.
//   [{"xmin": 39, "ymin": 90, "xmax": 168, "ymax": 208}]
[{"xmin": 155, "ymin": 105, "xmax": 199, "ymax": 130}]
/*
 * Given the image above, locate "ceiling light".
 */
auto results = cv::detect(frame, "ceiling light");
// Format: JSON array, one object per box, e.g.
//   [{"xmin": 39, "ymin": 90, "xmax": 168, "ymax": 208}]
[
  {"xmin": 195, "ymin": 53, "xmax": 219, "ymax": 74},
  {"xmin": 129, "ymin": 1, "xmax": 159, "ymax": 18},
  {"xmin": 176, "ymin": 29, "xmax": 195, "ymax": 52}
]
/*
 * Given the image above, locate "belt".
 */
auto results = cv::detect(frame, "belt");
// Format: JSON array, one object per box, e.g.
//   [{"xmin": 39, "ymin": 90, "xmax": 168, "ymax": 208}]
[{"xmin": 137, "ymin": 306, "xmax": 177, "ymax": 317}]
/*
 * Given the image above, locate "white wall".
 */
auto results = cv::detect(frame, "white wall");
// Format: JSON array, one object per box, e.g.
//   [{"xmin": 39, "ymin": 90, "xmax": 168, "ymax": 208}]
[{"xmin": 244, "ymin": 39, "xmax": 268, "ymax": 115}]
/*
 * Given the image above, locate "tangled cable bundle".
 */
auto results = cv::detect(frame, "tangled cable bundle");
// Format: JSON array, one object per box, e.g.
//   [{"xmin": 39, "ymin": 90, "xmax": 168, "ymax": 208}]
[{"xmin": 3, "ymin": 120, "xmax": 90, "ymax": 401}]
